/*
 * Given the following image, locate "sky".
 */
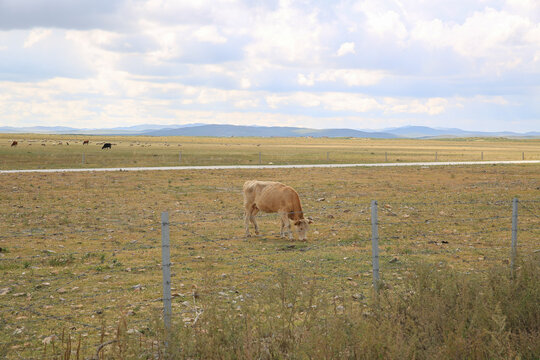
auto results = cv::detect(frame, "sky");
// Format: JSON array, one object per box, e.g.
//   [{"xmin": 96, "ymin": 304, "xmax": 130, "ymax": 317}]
[{"xmin": 0, "ymin": 0, "xmax": 539, "ymax": 132}]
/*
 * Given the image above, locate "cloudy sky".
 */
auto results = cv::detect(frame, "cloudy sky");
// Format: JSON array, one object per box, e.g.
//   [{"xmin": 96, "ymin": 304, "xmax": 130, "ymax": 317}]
[{"xmin": 0, "ymin": 0, "xmax": 539, "ymax": 132}]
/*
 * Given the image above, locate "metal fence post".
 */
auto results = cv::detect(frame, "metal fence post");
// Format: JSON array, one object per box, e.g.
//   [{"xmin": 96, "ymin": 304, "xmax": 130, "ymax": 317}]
[
  {"xmin": 511, "ymin": 198, "xmax": 518, "ymax": 277},
  {"xmin": 179, "ymin": 151, "xmax": 182, "ymax": 164},
  {"xmin": 481, "ymin": 152, "xmax": 483, "ymax": 161},
  {"xmin": 259, "ymin": 152, "xmax": 262, "ymax": 164},
  {"xmin": 435, "ymin": 152, "xmax": 438, "ymax": 161},
  {"xmin": 385, "ymin": 152, "xmax": 388, "ymax": 162},
  {"xmin": 82, "ymin": 153, "xmax": 85, "ymax": 165},
  {"xmin": 161, "ymin": 212, "xmax": 172, "ymax": 335},
  {"xmin": 522, "ymin": 152, "xmax": 524, "ymax": 160},
  {"xmin": 327, "ymin": 152, "xmax": 329, "ymax": 162},
  {"xmin": 371, "ymin": 200, "xmax": 380, "ymax": 293}
]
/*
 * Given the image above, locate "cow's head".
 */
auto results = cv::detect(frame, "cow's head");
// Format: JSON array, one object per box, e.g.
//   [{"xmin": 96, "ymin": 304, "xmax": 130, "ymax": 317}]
[{"xmin": 294, "ymin": 218, "xmax": 313, "ymax": 241}]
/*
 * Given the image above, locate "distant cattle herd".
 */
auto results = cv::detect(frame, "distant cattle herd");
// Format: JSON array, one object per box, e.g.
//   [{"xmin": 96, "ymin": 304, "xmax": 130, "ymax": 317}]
[
  {"xmin": 8, "ymin": 140, "xmax": 114, "ymax": 149},
  {"xmin": 7, "ymin": 140, "xmax": 183, "ymax": 148}
]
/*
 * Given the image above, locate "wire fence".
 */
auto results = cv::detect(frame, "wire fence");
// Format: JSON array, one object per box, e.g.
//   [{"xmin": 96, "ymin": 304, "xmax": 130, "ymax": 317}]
[
  {"xmin": 0, "ymin": 197, "xmax": 538, "ymax": 358},
  {"xmin": 3, "ymin": 143, "xmax": 540, "ymax": 171}
]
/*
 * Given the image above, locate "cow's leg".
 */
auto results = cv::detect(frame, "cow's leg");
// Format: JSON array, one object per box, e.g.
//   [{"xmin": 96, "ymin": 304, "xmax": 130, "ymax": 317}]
[
  {"xmin": 245, "ymin": 204, "xmax": 259, "ymax": 237},
  {"xmin": 279, "ymin": 212, "xmax": 292, "ymax": 240},
  {"xmin": 250, "ymin": 207, "xmax": 260, "ymax": 235},
  {"xmin": 244, "ymin": 205, "xmax": 252, "ymax": 237}
]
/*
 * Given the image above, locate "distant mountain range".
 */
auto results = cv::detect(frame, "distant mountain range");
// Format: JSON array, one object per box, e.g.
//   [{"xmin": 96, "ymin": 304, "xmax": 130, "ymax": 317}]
[
  {"xmin": 1, "ymin": 124, "xmax": 538, "ymax": 139},
  {"xmin": 144, "ymin": 124, "xmax": 396, "ymax": 138}
]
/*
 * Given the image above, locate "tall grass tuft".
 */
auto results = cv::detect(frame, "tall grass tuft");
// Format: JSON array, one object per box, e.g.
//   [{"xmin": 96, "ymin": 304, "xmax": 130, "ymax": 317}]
[
  {"xmin": 48, "ymin": 255, "xmax": 539, "ymax": 359},
  {"xmin": 163, "ymin": 255, "xmax": 539, "ymax": 359}
]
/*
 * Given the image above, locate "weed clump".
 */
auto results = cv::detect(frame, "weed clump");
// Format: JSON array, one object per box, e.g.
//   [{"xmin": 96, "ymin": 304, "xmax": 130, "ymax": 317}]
[
  {"xmin": 14, "ymin": 256, "xmax": 540, "ymax": 359},
  {"xmin": 48, "ymin": 254, "xmax": 74, "ymax": 267},
  {"xmin": 162, "ymin": 255, "xmax": 539, "ymax": 360}
]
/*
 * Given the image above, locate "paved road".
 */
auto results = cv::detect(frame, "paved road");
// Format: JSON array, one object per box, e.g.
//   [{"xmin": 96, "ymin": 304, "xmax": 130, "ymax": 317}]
[{"xmin": 1, "ymin": 160, "xmax": 539, "ymax": 174}]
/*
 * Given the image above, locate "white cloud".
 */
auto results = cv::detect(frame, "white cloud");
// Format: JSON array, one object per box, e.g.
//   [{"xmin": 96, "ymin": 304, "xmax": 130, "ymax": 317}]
[
  {"xmin": 322, "ymin": 93, "xmax": 382, "ymax": 112},
  {"xmin": 337, "ymin": 42, "xmax": 355, "ymax": 56},
  {"xmin": 23, "ymin": 28, "xmax": 52, "ymax": 48},
  {"xmin": 355, "ymin": 1, "xmax": 408, "ymax": 41},
  {"xmin": 139, "ymin": 23, "xmax": 182, "ymax": 62},
  {"xmin": 318, "ymin": 69, "xmax": 386, "ymax": 86},
  {"xmin": 505, "ymin": 0, "xmax": 540, "ymax": 15},
  {"xmin": 193, "ymin": 26, "xmax": 227, "ymax": 43},
  {"xmin": 234, "ymin": 99, "xmax": 259, "ymax": 108},
  {"xmin": 456, "ymin": 95, "xmax": 512, "ymax": 106},
  {"xmin": 266, "ymin": 92, "xmax": 382, "ymax": 113},
  {"xmin": 409, "ymin": 19, "xmax": 447, "ymax": 48},
  {"xmin": 240, "ymin": 77, "xmax": 251, "ymax": 89},
  {"xmin": 297, "ymin": 73, "xmax": 315, "ymax": 86},
  {"xmin": 384, "ymin": 97, "xmax": 448, "ymax": 115},
  {"xmin": 411, "ymin": 7, "xmax": 539, "ymax": 69},
  {"xmin": 0, "ymin": 0, "xmax": 538, "ymax": 132},
  {"xmin": 298, "ymin": 69, "xmax": 386, "ymax": 87},
  {"xmin": 479, "ymin": 96, "xmax": 510, "ymax": 106},
  {"xmin": 451, "ymin": 8, "xmax": 533, "ymax": 57},
  {"xmin": 266, "ymin": 92, "xmax": 453, "ymax": 116},
  {"xmin": 244, "ymin": 1, "xmax": 323, "ymax": 65}
]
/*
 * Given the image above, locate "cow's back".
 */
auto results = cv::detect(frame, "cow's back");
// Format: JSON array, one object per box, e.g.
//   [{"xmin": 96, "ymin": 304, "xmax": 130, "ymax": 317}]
[
  {"xmin": 256, "ymin": 183, "xmax": 302, "ymax": 218},
  {"xmin": 243, "ymin": 180, "xmax": 277, "ymax": 206}
]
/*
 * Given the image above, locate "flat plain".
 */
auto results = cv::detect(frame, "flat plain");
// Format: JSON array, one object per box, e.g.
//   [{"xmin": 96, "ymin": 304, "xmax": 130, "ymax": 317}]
[
  {"xmin": 0, "ymin": 135, "xmax": 539, "ymax": 358},
  {"xmin": 1, "ymin": 134, "xmax": 539, "ymax": 170}
]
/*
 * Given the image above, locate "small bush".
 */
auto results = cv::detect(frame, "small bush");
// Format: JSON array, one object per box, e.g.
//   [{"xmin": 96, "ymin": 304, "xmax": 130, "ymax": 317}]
[{"xmin": 48, "ymin": 254, "xmax": 75, "ymax": 267}]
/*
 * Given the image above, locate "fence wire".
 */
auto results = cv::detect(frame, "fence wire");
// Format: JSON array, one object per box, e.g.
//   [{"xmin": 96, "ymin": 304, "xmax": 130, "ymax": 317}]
[{"xmin": 1, "ymin": 197, "xmax": 538, "ymax": 359}]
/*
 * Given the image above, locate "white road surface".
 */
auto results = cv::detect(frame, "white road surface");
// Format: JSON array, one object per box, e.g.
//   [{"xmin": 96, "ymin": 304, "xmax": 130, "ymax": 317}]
[{"xmin": 1, "ymin": 160, "xmax": 539, "ymax": 174}]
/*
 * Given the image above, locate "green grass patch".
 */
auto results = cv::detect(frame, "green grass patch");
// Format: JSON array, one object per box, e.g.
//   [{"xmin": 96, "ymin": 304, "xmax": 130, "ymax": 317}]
[{"xmin": 48, "ymin": 254, "xmax": 75, "ymax": 267}]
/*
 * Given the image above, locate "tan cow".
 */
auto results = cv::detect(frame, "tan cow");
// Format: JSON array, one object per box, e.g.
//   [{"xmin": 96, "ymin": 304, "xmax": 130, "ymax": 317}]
[{"xmin": 243, "ymin": 180, "xmax": 312, "ymax": 241}]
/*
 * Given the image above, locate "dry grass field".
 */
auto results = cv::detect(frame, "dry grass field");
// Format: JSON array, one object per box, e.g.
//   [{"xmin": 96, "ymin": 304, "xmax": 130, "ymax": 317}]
[
  {"xmin": 0, "ymin": 135, "xmax": 539, "ymax": 358},
  {"xmin": 1, "ymin": 134, "xmax": 539, "ymax": 170}
]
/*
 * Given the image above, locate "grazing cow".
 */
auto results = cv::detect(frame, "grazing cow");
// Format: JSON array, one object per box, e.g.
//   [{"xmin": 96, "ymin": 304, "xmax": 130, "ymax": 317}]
[
  {"xmin": 83, "ymin": 140, "xmax": 89, "ymax": 145},
  {"xmin": 101, "ymin": 143, "xmax": 112, "ymax": 150},
  {"xmin": 11, "ymin": 141, "xmax": 17, "ymax": 147},
  {"xmin": 243, "ymin": 180, "xmax": 312, "ymax": 241}
]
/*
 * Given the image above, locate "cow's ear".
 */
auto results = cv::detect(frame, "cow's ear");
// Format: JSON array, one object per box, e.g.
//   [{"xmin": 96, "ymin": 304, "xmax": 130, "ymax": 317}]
[
  {"xmin": 294, "ymin": 220, "xmax": 301, "ymax": 226},
  {"xmin": 307, "ymin": 217, "xmax": 313, "ymax": 224}
]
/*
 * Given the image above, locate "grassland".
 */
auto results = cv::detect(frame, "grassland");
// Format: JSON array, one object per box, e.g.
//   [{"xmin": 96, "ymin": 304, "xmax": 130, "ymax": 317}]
[
  {"xmin": 1, "ymin": 133, "xmax": 539, "ymax": 170},
  {"xmin": 0, "ymin": 135, "xmax": 539, "ymax": 358}
]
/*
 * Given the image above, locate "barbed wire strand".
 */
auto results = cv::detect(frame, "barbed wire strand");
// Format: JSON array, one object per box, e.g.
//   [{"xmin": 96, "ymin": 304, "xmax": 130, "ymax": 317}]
[{"xmin": 2, "ymin": 196, "xmax": 539, "ymax": 359}]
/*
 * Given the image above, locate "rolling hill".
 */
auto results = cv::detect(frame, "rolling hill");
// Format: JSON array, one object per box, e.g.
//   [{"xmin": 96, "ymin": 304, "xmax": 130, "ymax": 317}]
[{"xmin": 1, "ymin": 124, "xmax": 538, "ymax": 138}]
